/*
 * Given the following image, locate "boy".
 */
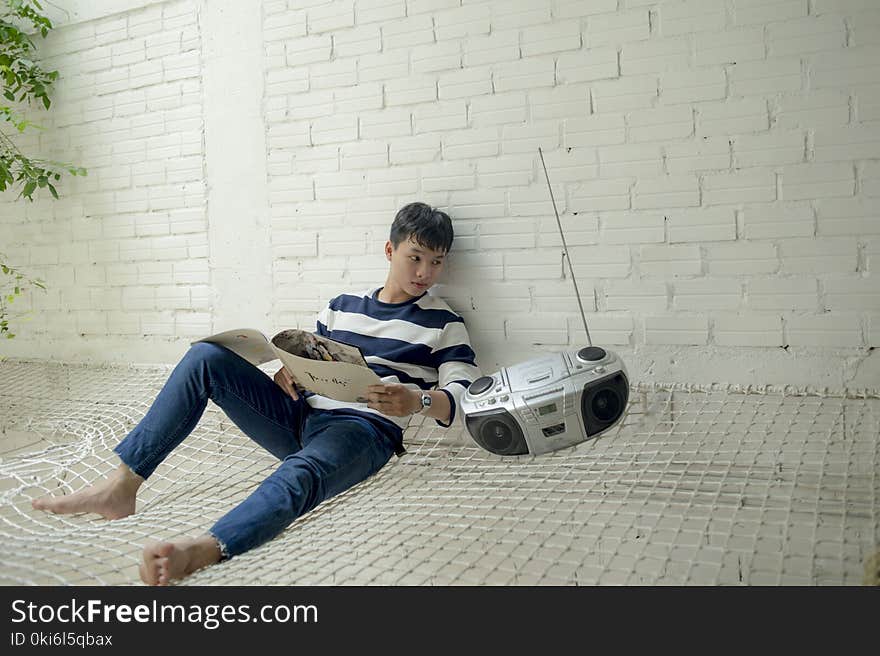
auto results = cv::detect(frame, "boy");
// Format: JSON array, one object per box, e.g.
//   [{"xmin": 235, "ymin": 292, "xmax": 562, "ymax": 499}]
[{"xmin": 32, "ymin": 202, "xmax": 480, "ymax": 585}]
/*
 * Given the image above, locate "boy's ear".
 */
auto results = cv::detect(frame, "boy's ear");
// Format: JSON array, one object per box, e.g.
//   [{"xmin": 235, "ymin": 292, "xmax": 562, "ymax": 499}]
[{"xmin": 384, "ymin": 240, "xmax": 394, "ymax": 261}]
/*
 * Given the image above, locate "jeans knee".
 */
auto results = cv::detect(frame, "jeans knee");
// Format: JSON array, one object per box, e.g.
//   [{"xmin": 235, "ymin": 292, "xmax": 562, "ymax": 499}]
[{"xmin": 186, "ymin": 341, "xmax": 231, "ymax": 369}]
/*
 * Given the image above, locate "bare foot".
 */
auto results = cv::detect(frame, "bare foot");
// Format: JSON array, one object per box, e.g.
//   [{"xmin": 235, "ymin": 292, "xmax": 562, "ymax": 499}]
[
  {"xmin": 32, "ymin": 464, "xmax": 143, "ymax": 520},
  {"xmin": 139, "ymin": 536, "xmax": 222, "ymax": 586}
]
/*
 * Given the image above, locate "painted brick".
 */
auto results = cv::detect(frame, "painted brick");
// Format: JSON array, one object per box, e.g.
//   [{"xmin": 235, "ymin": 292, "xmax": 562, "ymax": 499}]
[
  {"xmin": 742, "ymin": 202, "xmax": 814, "ymax": 240},
  {"xmin": 341, "ymin": 141, "xmax": 388, "ymax": 170},
  {"xmin": 785, "ymin": 314, "xmax": 862, "ymax": 347},
  {"xmin": 698, "ymin": 99, "xmax": 769, "ymax": 137},
  {"xmin": 360, "ymin": 107, "xmax": 412, "ymax": 138},
  {"xmin": 592, "ymin": 74, "xmax": 658, "ymax": 113},
  {"xmin": 448, "ymin": 189, "xmax": 507, "ymax": 220},
  {"xmin": 633, "ymin": 175, "xmax": 700, "ymax": 209},
  {"xmin": 334, "ymin": 83, "xmax": 383, "ymax": 114},
  {"xmin": 767, "ymin": 15, "xmax": 846, "ymax": 57},
  {"xmin": 477, "ymin": 155, "xmax": 533, "ymax": 187},
  {"xmin": 309, "ymin": 59, "xmax": 357, "ymax": 90},
  {"xmin": 493, "ymin": 57, "xmax": 556, "ymax": 92},
  {"xmin": 813, "ymin": 126, "xmax": 880, "ymax": 163},
  {"xmin": 386, "ymin": 74, "xmax": 438, "ymax": 106},
  {"xmin": 640, "ymin": 244, "xmax": 702, "ymax": 276},
  {"xmin": 531, "ymin": 280, "xmax": 595, "ymax": 314},
  {"xmin": 702, "ymin": 169, "xmax": 777, "ymax": 205},
  {"xmin": 314, "ymin": 172, "xmax": 366, "ymax": 200},
  {"xmin": 356, "ymin": 0, "xmax": 406, "ymax": 25},
  {"xmin": 695, "ymin": 27, "xmax": 765, "ymax": 66},
  {"xmin": 812, "ymin": 46, "xmax": 880, "ymax": 89},
  {"xmin": 442, "ymin": 128, "xmax": 499, "ymax": 160},
  {"xmin": 389, "ymin": 134, "xmax": 440, "ymax": 164},
  {"xmin": 530, "ymin": 85, "xmax": 590, "ymax": 121},
  {"xmin": 522, "ymin": 143, "xmax": 599, "ymax": 182},
  {"xmin": 421, "ymin": 161, "xmax": 475, "ymax": 192},
  {"xmin": 779, "ymin": 237, "xmax": 858, "ymax": 274},
  {"xmin": 509, "ymin": 184, "xmax": 567, "ymax": 217},
  {"xmin": 588, "ymin": 9, "xmax": 650, "ymax": 47},
  {"xmin": 734, "ymin": 131, "xmax": 805, "ymax": 167},
  {"xmin": 668, "ymin": 207, "xmax": 737, "ymax": 243},
  {"xmin": 729, "ymin": 58, "xmax": 802, "ymax": 97},
  {"xmin": 465, "ymin": 282, "xmax": 530, "ymax": 312},
  {"xmin": 569, "ymin": 245, "xmax": 632, "ymax": 278},
  {"xmin": 606, "ymin": 280, "xmax": 668, "ymax": 311},
  {"xmin": 781, "ymin": 162, "xmax": 854, "ymax": 201},
  {"xmin": 438, "ymin": 67, "xmax": 491, "ymax": 101},
  {"xmin": 774, "ymin": 90, "xmax": 850, "ymax": 130},
  {"xmin": 661, "ymin": 68, "xmax": 727, "ymax": 105},
  {"xmin": 747, "ymin": 278, "xmax": 818, "ymax": 310},
  {"xmin": 666, "ymin": 137, "xmax": 730, "ymax": 173},
  {"xmin": 502, "ymin": 122, "xmax": 559, "ymax": 156},
  {"xmin": 412, "ymin": 41, "xmax": 462, "ymax": 74},
  {"xmin": 469, "ymin": 92, "xmax": 527, "ymax": 127},
  {"xmin": 570, "ymin": 179, "xmax": 632, "ymax": 212},
  {"xmin": 674, "ymin": 279, "xmax": 742, "ymax": 310},
  {"xmin": 537, "ymin": 213, "xmax": 599, "ymax": 247},
  {"xmin": 733, "ymin": 0, "xmax": 808, "ymax": 27},
  {"xmin": 312, "ymin": 114, "xmax": 358, "ymax": 145},
  {"xmin": 557, "ymin": 47, "xmax": 619, "ymax": 84},
  {"xmin": 506, "ymin": 313, "xmax": 570, "ymax": 345},
  {"xmin": 413, "ymin": 100, "xmax": 466, "ymax": 133},
  {"xmin": 871, "ymin": 313, "xmax": 880, "ymax": 348},
  {"xmin": 565, "ymin": 115, "xmax": 626, "ymax": 147},
  {"xmin": 600, "ymin": 143, "xmax": 663, "ymax": 178},
  {"xmin": 435, "ymin": 4, "xmax": 490, "ymax": 40},
  {"xmin": 333, "ymin": 25, "xmax": 381, "ymax": 58},
  {"xmin": 307, "ymin": 1, "xmax": 354, "ymax": 34},
  {"xmin": 856, "ymin": 84, "xmax": 880, "ymax": 122},
  {"xmin": 503, "ymin": 248, "xmax": 563, "ymax": 280},
  {"xmin": 824, "ymin": 277, "xmax": 880, "ymax": 311},
  {"xmin": 706, "ymin": 242, "xmax": 779, "ymax": 275},
  {"xmin": 714, "ymin": 314, "xmax": 783, "ymax": 347},
  {"xmin": 622, "ymin": 38, "xmax": 690, "ymax": 76},
  {"xmin": 462, "ymin": 30, "xmax": 519, "ymax": 67},
  {"xmin": 521, "ymin": 22, "xmax": 581, "ymax": 57},
  {"xmin": 285, "ymin": 34, "xmax": 331, "ymax": 65},
  {"xmin": 817, "ymin": 198, "xmax": 880, "ymax": 236},
  {"xmin": 600, "ymin": 211, "xmax": 665, "ymax": 244},
  {"xmin": 480, "ymin": 220, "xmax": 537, "ymax": 250},
  {"xmin": 645, "ymin": 315, "xmax": 709, "ymax": 345},
  {"xmin": 627, "ymin": 106, "xmax": 694, "ymax": 143},
  {"xmin": 382, "ymin": 15, "xmax": 435, "ymax": 51},
  {"xmin": 294, "ymin": 145, "xmax": 339, "ymax": 174},
  {"xmin": 358, "ymin": 49, "xmax": 409, "ymax": 83},
  {"xmin": 286, "ymin": 89, "xmax": 333, "ymax": 120}
]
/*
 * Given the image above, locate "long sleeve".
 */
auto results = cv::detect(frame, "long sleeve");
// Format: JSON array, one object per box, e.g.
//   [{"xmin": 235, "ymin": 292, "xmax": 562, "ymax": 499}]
[{"xmin": 432, "ymin": 319, "xmax": 481, "ymax": 428}]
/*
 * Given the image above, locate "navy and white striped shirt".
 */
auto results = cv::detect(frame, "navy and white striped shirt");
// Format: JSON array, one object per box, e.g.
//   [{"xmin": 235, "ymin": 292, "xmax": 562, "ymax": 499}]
[{"xmin": 307, "ymin": 286, "xmax": 481, "ymax": 440}]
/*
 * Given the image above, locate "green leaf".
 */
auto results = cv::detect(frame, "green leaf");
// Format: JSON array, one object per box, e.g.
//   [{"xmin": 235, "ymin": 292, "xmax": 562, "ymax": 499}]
[
  {"xmin": 48, "ymin": 182, "xmax": 58, "ymax": 198},
  {"xmin": 22, "ymin": 180, "xmax": 36, "ymax": 197}
]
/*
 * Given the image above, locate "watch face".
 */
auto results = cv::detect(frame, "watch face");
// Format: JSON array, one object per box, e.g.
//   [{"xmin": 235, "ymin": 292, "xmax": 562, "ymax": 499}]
[{"xmin": 422, "ymin": 393, "xmax": 432, "ymax": 408}]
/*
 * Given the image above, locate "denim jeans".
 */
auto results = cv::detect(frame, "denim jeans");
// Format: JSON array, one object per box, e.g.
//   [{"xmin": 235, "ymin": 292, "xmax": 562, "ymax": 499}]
[{"xmin": 113, "ymin": 342, "xmax": 399, "ymax": 559}]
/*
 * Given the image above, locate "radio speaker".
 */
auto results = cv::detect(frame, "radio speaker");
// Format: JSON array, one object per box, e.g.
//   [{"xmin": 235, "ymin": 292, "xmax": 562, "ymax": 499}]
[
  {"xmin": 465, "ymin": 408, "xmax": 529, "ymax": 456},
  {"xmin": 581, "ymin": 373, "xmax": 629, "ymax": 436}
]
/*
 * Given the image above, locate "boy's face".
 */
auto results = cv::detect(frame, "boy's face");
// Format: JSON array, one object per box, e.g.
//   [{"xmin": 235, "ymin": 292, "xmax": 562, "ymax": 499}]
[{"xmin": 384, "ymin": 236, "xmax": 447, "ymax": 299}]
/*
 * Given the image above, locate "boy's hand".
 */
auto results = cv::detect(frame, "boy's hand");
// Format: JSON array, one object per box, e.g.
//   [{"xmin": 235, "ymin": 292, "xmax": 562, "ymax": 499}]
[
  {"xmin": 366, "ymin": 384, "xmax": 420, "ymax": 417},
  {"xmin": 273, "ymin": 367, "xmax": 300, "ymax": 401}
]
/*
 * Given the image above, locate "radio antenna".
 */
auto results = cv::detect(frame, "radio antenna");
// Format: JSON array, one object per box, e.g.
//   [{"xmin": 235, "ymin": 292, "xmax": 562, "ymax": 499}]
[{"xmin": 538, "ymin": 147, "xmax": 593, "ymax": 347}]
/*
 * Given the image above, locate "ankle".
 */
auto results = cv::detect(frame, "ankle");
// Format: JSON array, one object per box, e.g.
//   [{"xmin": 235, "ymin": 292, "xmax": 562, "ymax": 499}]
[{"xmin": 112, "ymin": 463, "xmax": 144, "ymax": 493}]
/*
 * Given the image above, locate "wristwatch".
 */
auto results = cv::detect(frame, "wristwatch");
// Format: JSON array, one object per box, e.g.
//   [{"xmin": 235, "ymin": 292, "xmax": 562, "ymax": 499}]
[{"xmin": 419, "ymin": 391, "xmax": 432, "ymax": 415}]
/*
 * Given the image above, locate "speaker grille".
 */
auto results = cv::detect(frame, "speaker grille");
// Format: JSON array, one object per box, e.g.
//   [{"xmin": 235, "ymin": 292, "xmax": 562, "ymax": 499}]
[
  {"xmin": 581, "ymin": 372, "xmax": 629, "ymax": 436},
  {"xmin": 465, "ymin": 409, "xmax": 529, "ymax": 456}
]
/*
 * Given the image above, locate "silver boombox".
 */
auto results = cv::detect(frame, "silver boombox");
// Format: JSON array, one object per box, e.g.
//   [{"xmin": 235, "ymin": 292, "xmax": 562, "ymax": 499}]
[{"xmin": 461, "ymin": 346, "xmax": 629, "ymax": 456}]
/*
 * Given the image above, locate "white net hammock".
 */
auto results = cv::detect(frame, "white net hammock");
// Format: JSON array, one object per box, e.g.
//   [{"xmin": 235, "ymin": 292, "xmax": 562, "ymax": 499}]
[{"xmin": 1, "ymin": 358, "xmax": 877, "ymax": 586}]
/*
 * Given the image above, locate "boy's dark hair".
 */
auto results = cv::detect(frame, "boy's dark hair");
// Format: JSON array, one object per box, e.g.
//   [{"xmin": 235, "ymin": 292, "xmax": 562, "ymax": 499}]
[{"xmin": 389, "ymin": 202, "xmax": 454, "ymax": 253}]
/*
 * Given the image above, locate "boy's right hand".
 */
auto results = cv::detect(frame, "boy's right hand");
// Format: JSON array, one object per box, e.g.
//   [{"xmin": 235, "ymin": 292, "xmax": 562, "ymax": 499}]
[{"xmin": 273, "ymin": 367, "xmax": 300, "ymax": 401}]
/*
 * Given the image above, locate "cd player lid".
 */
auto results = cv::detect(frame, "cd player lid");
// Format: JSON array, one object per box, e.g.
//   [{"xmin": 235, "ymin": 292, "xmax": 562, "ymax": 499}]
[{"xmin": 505, "ymin": 353, "xmax": 569, "ymax": 392}]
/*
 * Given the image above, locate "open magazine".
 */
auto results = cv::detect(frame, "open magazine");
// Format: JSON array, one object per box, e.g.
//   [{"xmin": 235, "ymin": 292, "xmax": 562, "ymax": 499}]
[{"xmin": 192, "ymin": 328, "xmax": 381, "ymax": 403}]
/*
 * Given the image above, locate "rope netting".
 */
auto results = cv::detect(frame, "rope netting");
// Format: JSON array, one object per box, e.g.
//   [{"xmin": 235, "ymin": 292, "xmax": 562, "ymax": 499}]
[{"xmin": 0, "ymin": 358, "xmax": 877, "ymax": 586}]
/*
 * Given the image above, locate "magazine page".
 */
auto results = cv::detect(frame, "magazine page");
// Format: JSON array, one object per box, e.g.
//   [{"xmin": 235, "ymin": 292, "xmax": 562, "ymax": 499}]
[
  {"xmin": 269, "ymin": 329, "xmax": 380, "ymax": 403},
  {"xmin": 191, "ymin": 328, "xmax": 277, "ymax": 366}
]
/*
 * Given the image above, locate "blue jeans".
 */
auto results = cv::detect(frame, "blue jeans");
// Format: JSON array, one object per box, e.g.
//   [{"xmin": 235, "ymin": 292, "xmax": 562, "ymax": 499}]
[{"xmin": 114, "ymin": 342, "xmax": 399, "ymax": 559}]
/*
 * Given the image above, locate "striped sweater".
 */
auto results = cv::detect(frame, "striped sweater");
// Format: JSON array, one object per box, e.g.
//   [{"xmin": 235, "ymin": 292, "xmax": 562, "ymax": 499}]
[{"xmin": 307, "ymin": 286, "xmax": 481, "ymax": 439}]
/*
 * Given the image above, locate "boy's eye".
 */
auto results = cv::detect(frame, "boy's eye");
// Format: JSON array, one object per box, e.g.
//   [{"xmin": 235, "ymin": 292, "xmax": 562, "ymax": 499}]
[{"xmin": 410, "ymin": 256, "xmax": 420, "ymax": 262}]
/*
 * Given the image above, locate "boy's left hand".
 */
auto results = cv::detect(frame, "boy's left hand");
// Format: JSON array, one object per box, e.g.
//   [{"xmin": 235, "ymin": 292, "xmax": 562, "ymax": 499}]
[{"xmin": 366, "ymin": 384, "xmax": 420, "ymax": 416}]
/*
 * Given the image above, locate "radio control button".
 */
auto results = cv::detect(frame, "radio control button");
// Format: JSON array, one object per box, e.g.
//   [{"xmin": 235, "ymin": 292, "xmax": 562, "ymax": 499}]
[
  {"xmin": 487, "ymin": 398, "xmax": 497, "ymax": 405},
  {"xmin": 595, "ymin": 366, "xmax": 606, "ymax": 374},
  {"xmin": 499, "ymin": 395, "xmax": 509, "ymax": 402}
]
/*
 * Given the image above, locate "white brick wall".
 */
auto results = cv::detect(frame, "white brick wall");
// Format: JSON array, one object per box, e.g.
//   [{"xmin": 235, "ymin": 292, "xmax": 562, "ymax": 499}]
[{"xmin": 1, "ymin": 0, "xmax": 876, "ymax": 383}]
